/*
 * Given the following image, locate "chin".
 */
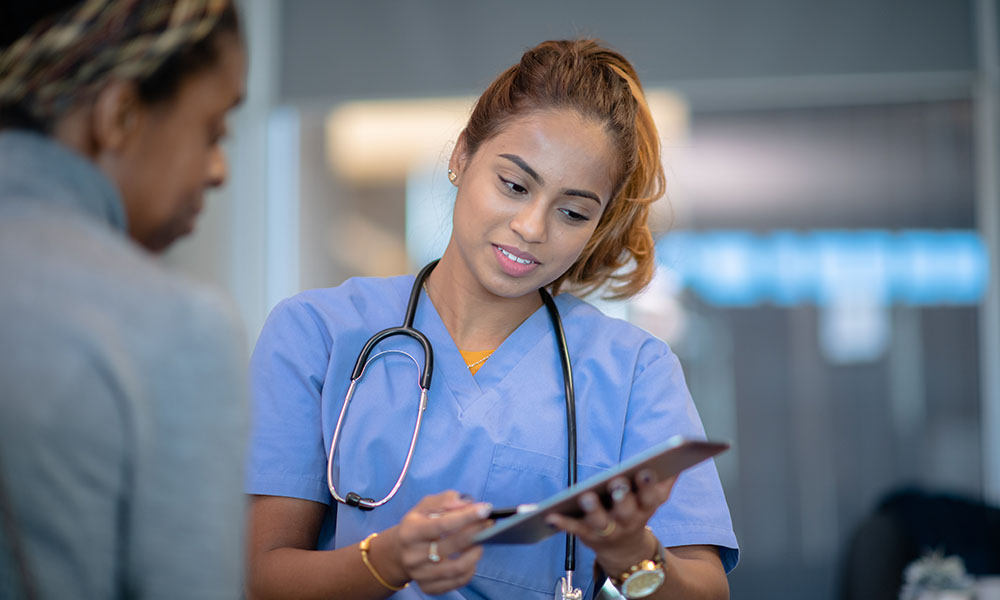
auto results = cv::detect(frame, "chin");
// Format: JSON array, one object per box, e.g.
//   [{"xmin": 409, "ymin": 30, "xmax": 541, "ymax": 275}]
[
  {"xmin": 486, "ymin": 273, "xmax": 549, "ymax": 299},
  {"xmin": 147, "ymin": 223, "xmax": 193, "ymax": 253},
  {"xmin": 140, "ymin": 237, "xmax": 173, "ymax": 254}
]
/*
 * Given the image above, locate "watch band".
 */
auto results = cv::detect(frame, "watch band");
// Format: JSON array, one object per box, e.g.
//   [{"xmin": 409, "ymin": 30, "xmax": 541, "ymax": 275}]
[{"xmin": 612, "ymin": 539, "xmax": 667, "ymax": 599}]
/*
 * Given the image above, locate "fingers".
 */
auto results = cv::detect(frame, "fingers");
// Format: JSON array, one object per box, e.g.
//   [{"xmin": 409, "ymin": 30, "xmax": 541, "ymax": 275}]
[
  {"xmin": 426, "ymin": 514, "xmax": 493, "ymax": 563},
  {"xmin": 421, "ymin": 501, "xmax": 492, "ymax": 541},
  {"xmin": 412, "ymin": 490, "xmax": 473, "ymax": 515},
  {"xmin": 397, "ymin": 491, "xmax": 491, "ymax": 594},
  {"xmin": 546, "ymin": 471, "xmax": 678, "ymax": 551},
  {"xmin": 414, "ymin": 544, "xmax": 483, "ymax": 595},
  {"xmin": 431, "ymin": 491, "xmax": 479, "ymax": 513},
  {"xmin": 405, "ymin": 491, "xmax": 492, "ymax": 542},
  {"xmin": 606, "ymin": 477, "xmax": 640, "ymax": 523},
  {"xmin": 546, "ymin": 484, "xmax": 628, "ymax": 545},
  {"xmin": 580, "ymin": 490, "xmax": 619, "ymax": 535},
  {"xmin": 633, "ymin": 470, "xmax": 677, "ymax": 512}
]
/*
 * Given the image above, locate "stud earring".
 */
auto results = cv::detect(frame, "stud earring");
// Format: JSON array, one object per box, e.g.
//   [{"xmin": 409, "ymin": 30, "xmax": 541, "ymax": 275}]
[{"xmin": 448, "ymin": 169, "xmax": 458, "ymax": 184}]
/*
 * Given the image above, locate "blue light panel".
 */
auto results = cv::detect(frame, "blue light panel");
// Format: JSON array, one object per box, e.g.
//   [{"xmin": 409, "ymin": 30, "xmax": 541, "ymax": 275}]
[{"xmin": 655, "ymin": 230, "xmax": 989, "ymax": 307}]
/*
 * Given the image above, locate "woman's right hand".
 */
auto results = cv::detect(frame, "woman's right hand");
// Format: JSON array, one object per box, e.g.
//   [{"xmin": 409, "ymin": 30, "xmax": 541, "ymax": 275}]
[{"xmin": 389, "ymin": 490, "xmax": 492, "ymax": 595}]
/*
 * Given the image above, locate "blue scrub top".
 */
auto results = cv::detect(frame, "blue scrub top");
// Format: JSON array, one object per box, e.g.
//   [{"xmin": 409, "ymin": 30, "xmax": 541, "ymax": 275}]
[{"xmin": 247, "ymin": 275, "xmax": 739, "ymax": 599}]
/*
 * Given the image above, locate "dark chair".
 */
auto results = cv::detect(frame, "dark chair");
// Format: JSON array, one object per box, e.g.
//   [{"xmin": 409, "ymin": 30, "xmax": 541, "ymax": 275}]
[{"xmin": 838, "ymin": 488, "xmax": 1000, "ymax": 600}]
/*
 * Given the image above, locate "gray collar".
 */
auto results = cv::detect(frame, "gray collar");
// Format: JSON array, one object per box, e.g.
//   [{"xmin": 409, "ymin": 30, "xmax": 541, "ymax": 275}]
[{"xmin": 0, "ymin": 129, "xmax": 127, "ymax": 233}]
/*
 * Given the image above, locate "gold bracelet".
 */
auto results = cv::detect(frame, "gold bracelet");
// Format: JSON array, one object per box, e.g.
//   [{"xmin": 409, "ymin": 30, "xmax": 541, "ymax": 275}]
[{"xmin": 359, "ymin": 532, "xmax": 408, "ymax": 591}]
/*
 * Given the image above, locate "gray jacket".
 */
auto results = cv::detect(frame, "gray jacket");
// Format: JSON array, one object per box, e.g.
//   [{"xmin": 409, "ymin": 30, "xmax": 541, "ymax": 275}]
[{"xmin": 0, "ymin": 130, "xmax": 248, "ymax": 599}]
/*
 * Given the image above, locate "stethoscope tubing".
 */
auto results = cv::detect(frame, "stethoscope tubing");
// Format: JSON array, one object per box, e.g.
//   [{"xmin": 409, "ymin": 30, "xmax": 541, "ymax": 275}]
[
  {"xmin": 327, "ymin": 350, "xmax": 429, "ymax": 510},
  {"xmin": 540, "ymin": 287, "xmax": 579, "ymax": 574}
]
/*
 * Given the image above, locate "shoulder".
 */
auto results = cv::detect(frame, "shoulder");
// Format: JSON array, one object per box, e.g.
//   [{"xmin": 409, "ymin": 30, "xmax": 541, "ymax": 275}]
[
  {"xmin": 98, "ymin": 244, "xmax": 243, "ymax": 354},
  {"xmin": 556, "ymin": 293, "xmax": 673, "ymax": 373},
  {"xmin": 287, "ymin": 275, "xmax": 410, "ymax": 319},
  {"xmin": 257, "ymin": 275, "xmax": 411, "ymax": 347},
  {"xmin": 0, "ymin": 207, "xmax": 241, "ymax": 350},
  {"xmin": 0, "ymin": 207, "xmax": 247, "ymax": 435}
]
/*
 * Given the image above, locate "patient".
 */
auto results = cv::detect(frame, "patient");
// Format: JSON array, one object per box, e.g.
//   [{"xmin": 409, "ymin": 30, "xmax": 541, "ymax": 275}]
[{"xmin": 0, "ymin": 1, "xmax": 248, "ymax": 597}]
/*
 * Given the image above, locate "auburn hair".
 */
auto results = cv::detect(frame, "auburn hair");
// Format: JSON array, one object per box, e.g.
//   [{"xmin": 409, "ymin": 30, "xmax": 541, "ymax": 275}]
[{"xmin": 462, "ymin": 39, "xmax": 665, "ymax": 299}]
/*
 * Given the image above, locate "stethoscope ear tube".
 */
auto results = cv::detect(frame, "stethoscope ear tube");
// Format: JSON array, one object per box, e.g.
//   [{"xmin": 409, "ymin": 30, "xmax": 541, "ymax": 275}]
[
  {"xmin": 346, "ymin": 259, "xmax": 440, "ymax": 390},
  {"xmin": 350, "ymin": 327, "xmax": 433, "ymax": 391}
]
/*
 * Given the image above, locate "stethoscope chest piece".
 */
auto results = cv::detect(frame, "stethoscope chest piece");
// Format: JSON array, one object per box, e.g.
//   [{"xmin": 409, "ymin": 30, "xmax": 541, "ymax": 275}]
[{"xmin": 555, "ymin": 573, "xmax": 583, "ymax": 600}]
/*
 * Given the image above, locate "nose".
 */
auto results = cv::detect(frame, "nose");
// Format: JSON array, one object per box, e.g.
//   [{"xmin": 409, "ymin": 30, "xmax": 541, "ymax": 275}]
[
  {"xmin": 509, "ymin": 200, "xmax": 547, "ymax": 244},
  {"xmin": 206, "ymin": 144, "xmax": 228, "ymax": 188}
]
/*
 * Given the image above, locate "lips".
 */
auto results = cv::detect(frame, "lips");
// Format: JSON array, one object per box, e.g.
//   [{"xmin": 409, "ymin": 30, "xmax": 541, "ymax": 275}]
[
  {"xmin": 496, "ymin": 244, "xmax": 538, "ymax": 263},
  {"xmin": 493, "ymin": 243, "xmax": 541, "ymax": 277}
]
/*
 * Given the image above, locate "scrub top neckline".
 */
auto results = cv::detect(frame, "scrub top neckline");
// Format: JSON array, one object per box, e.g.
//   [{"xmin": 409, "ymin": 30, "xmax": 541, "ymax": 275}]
[
  {"xmin": 459, "ymin": 349, "xmax": 495, "ymax": 375},
  {"xmin": 398, "ymin": 276, "xmax": 570, "ymax": 415}
]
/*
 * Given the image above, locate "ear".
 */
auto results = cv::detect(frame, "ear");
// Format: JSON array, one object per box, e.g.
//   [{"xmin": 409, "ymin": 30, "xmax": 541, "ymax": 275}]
[
  {"xmin": 448, "ymin": 130, "xmax": 471, "ymax": 178},
  {"xmin": 89, "ymin": 80, "xmax": 143, "ymax": 154}
]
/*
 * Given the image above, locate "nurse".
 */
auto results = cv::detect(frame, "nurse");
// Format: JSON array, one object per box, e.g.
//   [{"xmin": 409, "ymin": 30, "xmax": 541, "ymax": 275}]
[{"xmin": 247, "ymin": 39, "xmax": 738, "ymax": 600}]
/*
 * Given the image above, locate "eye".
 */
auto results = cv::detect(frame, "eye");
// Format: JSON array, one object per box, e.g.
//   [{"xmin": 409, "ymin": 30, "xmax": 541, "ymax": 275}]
[
  {"xmin": 559, "ymin": 208, "xmax": 590, "ymax": 223},
  {"xmin": 498, "ymin": 175, "xmax": 528, "ymax": 195}
]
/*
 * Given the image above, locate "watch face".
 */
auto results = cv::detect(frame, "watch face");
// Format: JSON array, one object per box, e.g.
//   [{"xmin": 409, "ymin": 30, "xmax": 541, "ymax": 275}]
[{"xmin": 620, "ymin": 569, "xmax": 666, "ymax": 599}]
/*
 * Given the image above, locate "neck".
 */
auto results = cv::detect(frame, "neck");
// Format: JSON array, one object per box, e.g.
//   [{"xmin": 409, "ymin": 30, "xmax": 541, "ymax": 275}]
[{"xmin": 425, "ymin": 245, "xmax": 543, "ymax": 351}]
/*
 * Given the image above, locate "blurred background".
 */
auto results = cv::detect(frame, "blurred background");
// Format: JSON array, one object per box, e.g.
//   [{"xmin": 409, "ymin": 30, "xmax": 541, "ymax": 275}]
[{"xmin": 164, "ymin": 1, "xmax": 1000, "ymax": 597}]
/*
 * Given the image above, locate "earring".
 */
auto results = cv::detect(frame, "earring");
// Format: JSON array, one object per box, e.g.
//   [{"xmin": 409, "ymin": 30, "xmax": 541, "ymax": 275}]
[{"xmin": 448, "ymin": 169, "xmax": 458, "ymax": 184}]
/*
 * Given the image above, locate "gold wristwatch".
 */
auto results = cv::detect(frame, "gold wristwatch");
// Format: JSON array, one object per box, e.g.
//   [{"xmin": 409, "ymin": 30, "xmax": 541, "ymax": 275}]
[{"xmin": 612, "ymin": 543, "xmax": 666, "ymax": 599}]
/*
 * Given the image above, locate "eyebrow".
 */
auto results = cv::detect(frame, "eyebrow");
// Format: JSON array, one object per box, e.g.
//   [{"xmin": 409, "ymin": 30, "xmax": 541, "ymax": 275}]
[
  {"xmin": 498, "ymin": 153, "xmax": 603, "ymax": 206},
  {"xmin": 500, "ymin": 153, "xmax": 543, "ymax": 184},
  {"xmin": 564, "ymin": 188, "xmax": 602, "ymax": 205}
]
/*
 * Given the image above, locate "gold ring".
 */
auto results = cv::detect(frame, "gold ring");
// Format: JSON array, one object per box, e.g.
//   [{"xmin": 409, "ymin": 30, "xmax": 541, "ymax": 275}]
[
  {"xmin": 428, "ymin": 540, "xmax": 441, "ymax": 563},
  {"xmin": 597, "ymin": 521, "xmax": 616, "ymax": 537}
]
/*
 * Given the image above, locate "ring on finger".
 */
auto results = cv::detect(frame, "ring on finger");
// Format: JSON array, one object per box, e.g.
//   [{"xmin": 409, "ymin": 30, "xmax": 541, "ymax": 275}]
[
  {"xmin": 428, "ymin": 540, "xmax": 441, "ymax": 563},
  {"xmin": 597, "ymin": 521, "xmax": 616, "ymax": 537}
]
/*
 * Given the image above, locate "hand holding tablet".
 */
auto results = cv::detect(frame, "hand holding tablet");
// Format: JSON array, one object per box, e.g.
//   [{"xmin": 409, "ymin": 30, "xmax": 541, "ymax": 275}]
[{"xmin": 473, "ymin": 436, "xmax": 730, "ymax": 545}]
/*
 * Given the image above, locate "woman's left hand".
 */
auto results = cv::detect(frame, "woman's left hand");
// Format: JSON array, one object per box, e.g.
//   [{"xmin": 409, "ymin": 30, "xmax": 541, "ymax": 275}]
[{"xmin": 545, "ymin": 469, "xmax": 676, "ymax": 570}]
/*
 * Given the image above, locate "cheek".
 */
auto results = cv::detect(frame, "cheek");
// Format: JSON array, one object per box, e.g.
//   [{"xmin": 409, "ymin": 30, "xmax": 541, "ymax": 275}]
[
  {"xmin": 139, "ymin": 121, "xmax": 206, "ymax": 185},
  {"xmin": 556, "ymin": 223, "xmax": 601, "ymax": 264},
  {"xmin": 155, "ymin": 154, "xmax": 207, "ymax": 209},
  {"xmin": 560, "ymin": 231, "xmax": 591, "ymax": 260},
  {"xmin": 455, "ymin": 183, "xmax": 500, "ymax": 230}
]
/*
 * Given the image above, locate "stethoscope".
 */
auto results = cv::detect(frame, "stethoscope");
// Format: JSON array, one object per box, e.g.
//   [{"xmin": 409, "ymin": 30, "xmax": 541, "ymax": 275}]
[{"xmin": 326, "ymin": 259, "xmax": 584, "ymax": 599}]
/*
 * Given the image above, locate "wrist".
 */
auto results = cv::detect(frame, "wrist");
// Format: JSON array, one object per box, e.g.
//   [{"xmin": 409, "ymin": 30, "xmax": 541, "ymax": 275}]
[
  {"xmin": 368, "ymin": 527, "xmax": 410, "ymax": 589},
  {"xmin": 602, "ymin": 531, "xmax": 668, "ymax": 600},
  {"xmin": 596, "ymin": 527, "xmax": 659, "ymax": 576}
]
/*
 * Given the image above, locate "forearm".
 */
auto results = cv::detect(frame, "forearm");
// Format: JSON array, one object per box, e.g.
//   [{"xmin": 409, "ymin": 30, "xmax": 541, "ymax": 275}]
[
  {"xmin": 596, "ymin": 535, "xmax": 728, "ymax": 600},
  {"xmin": 646, "ymin": 547, "xmax": 729, "ymax": 600},
  {"xmin": 249, "ymin": 527, "xmax": 409, "ymax": 600}
]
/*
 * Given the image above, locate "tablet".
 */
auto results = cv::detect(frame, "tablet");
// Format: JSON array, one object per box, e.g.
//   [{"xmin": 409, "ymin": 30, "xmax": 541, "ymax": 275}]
[{"xmin": 473, "ymin": 436, "xmax": 729, "ymax": 545}]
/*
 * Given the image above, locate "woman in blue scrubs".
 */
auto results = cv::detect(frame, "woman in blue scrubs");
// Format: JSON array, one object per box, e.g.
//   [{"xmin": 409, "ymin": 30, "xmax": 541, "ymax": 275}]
[{"xmin": 246, "ymin": 39, "xmax": 738, "ymax": 599}]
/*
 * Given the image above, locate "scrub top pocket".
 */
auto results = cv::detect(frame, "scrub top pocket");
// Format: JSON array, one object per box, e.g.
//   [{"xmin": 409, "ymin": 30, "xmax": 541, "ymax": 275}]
[{"xmin": 473, "ymin": 443, "xmax": 604, "ymax": 595}]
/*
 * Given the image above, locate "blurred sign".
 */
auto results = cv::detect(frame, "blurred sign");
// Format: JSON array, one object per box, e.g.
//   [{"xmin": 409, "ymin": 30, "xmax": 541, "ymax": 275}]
[{"xmin": 657, "ymin": 230, "xmax": 988, "ymax": 307}]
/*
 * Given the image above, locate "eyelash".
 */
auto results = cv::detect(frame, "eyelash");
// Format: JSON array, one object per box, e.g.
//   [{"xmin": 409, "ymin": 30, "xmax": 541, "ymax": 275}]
[
  {"xmin": 499, "ymin": 175, "xmax": 527, "ymax": 195},
  {"xmin": 499, "ymin": 176, "xmax": 590, "ymax": 223},
  {"xmin": 559, "ymin": 209, "xmax": 589, "ymax": 222}
]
